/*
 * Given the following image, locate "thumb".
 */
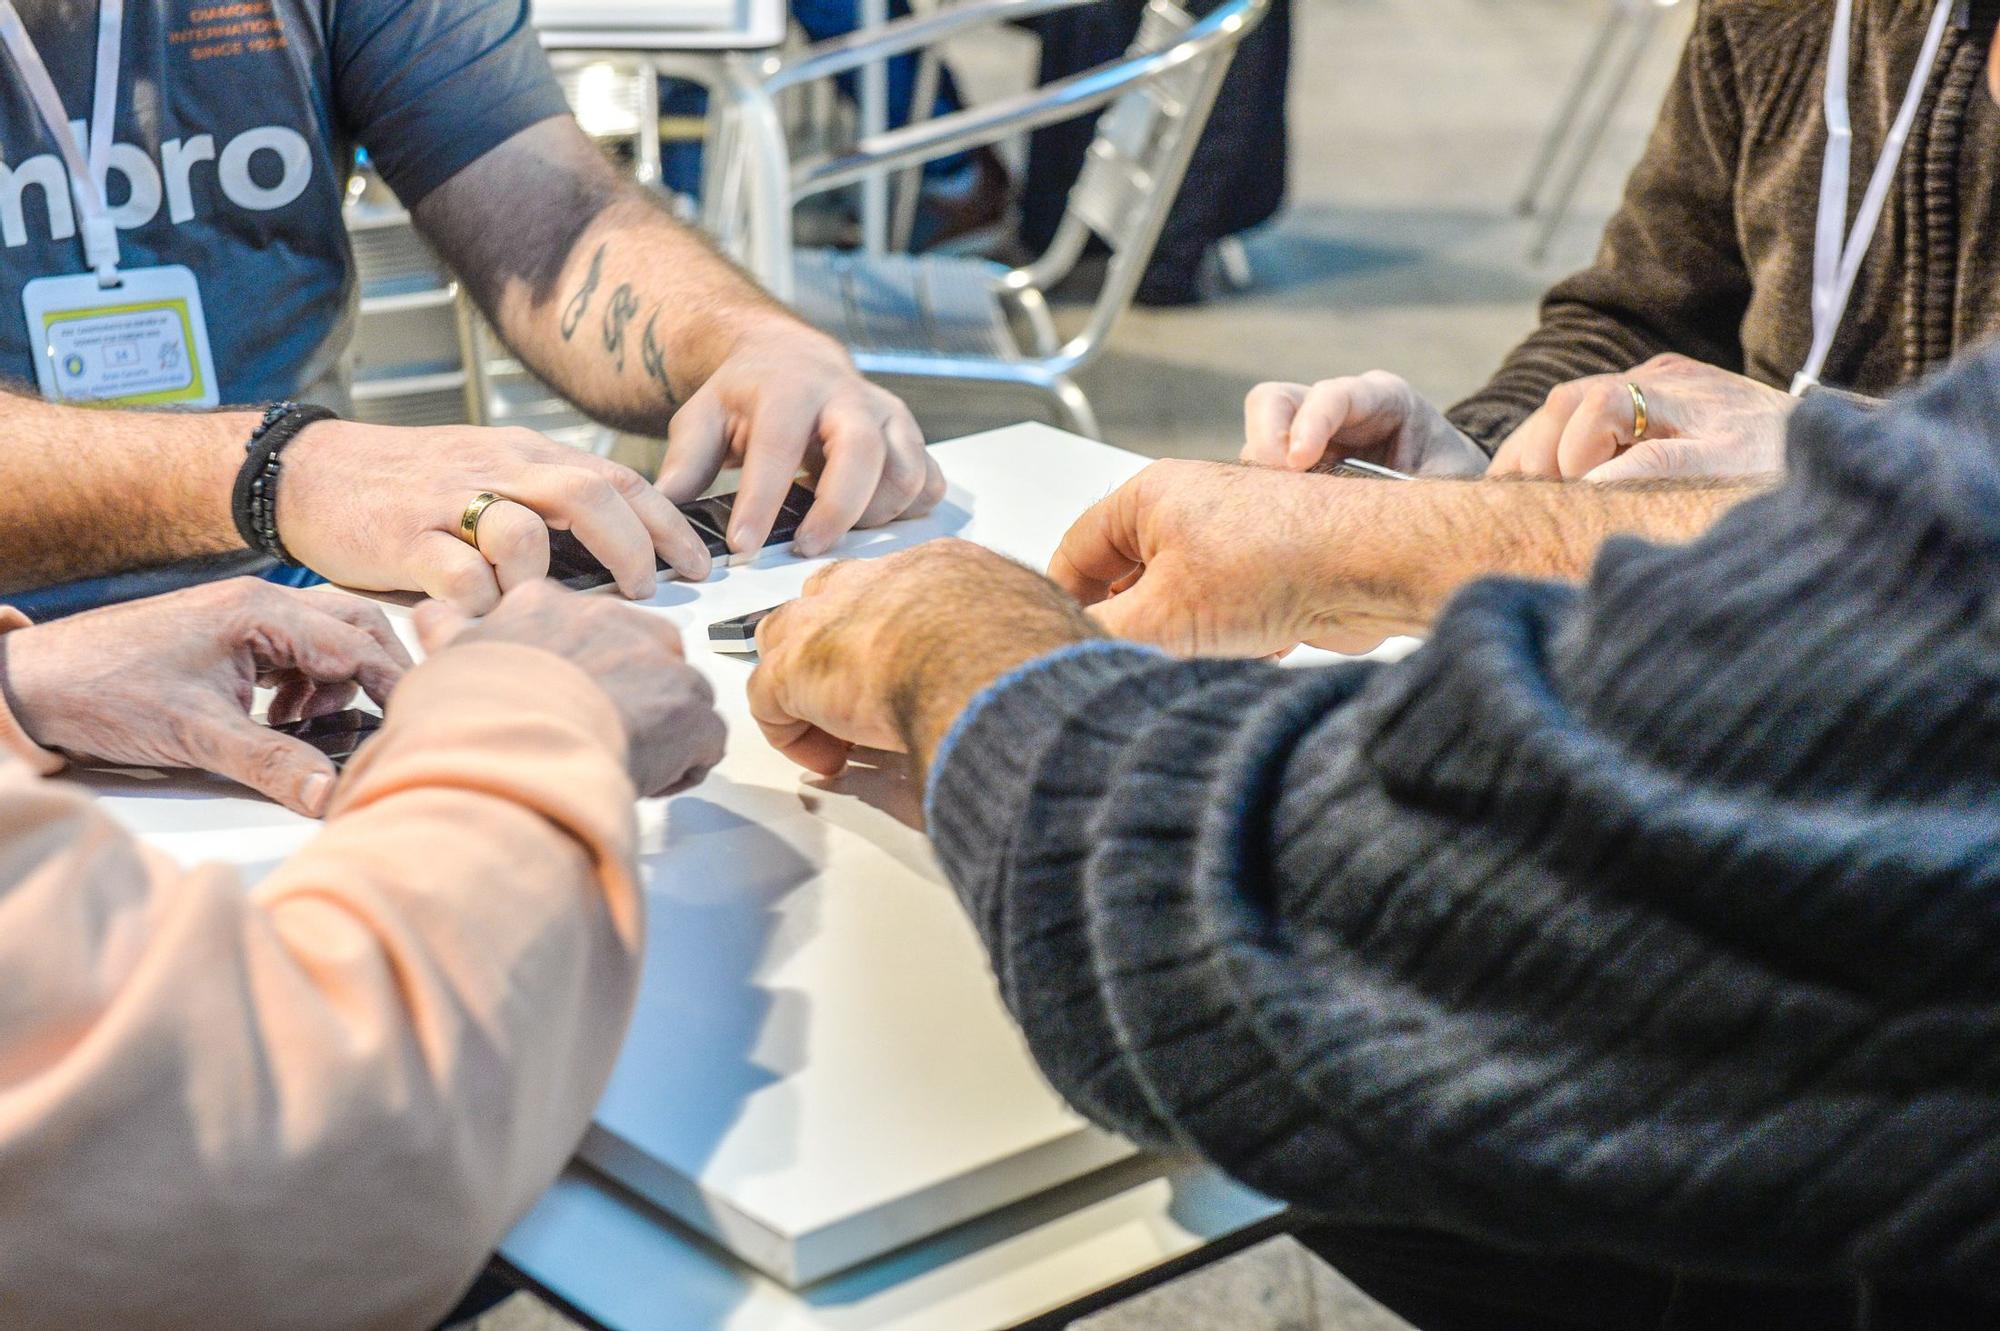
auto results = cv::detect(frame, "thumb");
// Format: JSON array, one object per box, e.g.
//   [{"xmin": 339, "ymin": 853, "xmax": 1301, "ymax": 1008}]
[
  {"xmin": 414, "ymin": 598, "xmax": 473, "ymax": 654},
  {"xmin": 191, "ymin": 710, "xmax": 341, "ymax": 816}
]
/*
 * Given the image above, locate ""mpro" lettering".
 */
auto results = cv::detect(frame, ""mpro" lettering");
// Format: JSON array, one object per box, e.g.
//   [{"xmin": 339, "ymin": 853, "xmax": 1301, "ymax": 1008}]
[{"xmin": 0, "ymin": 123, "xmax": 312, "ymax": 247}]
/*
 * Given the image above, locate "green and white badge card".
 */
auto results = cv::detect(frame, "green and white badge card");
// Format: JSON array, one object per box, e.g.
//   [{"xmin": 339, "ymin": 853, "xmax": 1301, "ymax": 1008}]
[{"xmin": 21, "ymin": 265, "xmax": 218, "ymax": 408}]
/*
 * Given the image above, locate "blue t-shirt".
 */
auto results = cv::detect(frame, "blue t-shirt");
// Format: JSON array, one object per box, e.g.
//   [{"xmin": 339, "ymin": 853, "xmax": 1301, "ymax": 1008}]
[{"xmin": 0, "ymin": 0, "xmax": 570, "ymax": 403}]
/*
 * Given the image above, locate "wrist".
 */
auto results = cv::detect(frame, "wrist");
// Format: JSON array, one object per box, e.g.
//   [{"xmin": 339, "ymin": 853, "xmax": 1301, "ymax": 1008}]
[
  {"xmin": 902, "ymin": 629, "xmax": 1094, "ymax": 776},
  {"xmin": 268, "ymin": 414, "xmax": 356, "ymax": 561},
  {"xmin": 892, "ymin": 575, "xmax": 1101, "ymax": 773},
  {"xmin": 0, "ymin": 626, "xmax": 66, "ymax": 754},
  {"xmin": 1298, "ymin": 475, "xmax": 1456, "ymax": 630},
  {"xmin": 234, "ymin": 403, "xmax": 339, "ymax": 566},
  {"xmin": 687, "ymin": 311, "xmax": 846, "ymax": 390},
  {"xmin": 202, "ymin": 412, "xmax": 266, "ymax": 545}
]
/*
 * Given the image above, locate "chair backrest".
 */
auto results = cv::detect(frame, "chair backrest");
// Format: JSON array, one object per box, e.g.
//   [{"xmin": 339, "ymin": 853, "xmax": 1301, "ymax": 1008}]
[
  {"xmin": 1016, "ymin": 0, "xmax": 1263, "ymax": 369},
  {"xmin": 765, "ymin": 0, "xmax": 1267, "ymax": 346},
  {"xmin": 1066, "ymin": 1, "xmax": 1207, "ymax": 246}
]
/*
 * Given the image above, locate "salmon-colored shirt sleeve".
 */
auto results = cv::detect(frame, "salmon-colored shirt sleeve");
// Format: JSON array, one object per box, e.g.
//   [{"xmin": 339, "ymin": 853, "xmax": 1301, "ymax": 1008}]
[{"xmin": 0, "ymin": 637, "xmax": 644, "ymax": 1331}]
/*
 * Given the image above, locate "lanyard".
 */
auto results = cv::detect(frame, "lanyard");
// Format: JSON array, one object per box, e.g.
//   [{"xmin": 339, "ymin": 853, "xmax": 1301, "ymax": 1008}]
[
  {"xmin": 0, "ymin": 0, "xmax": 124, "ymax": 285},
  {"xmin": 1795, "ymin": 0, "xmax": 1955, "ymax": 394}
]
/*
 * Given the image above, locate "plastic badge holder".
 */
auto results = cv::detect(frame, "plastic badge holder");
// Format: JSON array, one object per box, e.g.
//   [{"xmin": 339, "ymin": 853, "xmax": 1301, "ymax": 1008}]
[{"xmin": 546, "ymin": 483, "xmax": 817, "ymax": 591}]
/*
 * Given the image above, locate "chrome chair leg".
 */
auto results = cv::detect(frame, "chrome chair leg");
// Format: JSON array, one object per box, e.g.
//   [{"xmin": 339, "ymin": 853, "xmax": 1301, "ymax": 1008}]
[
  {"xmin": 1529, "ymin": 2, "xmax": 1662, "ymax": 263},
  {"xmin": 1516, "ymin": 0, "xmax": 1631, "ymax": 218},
  {"xmin": 1049, "ymin": 375, "xmax": 1103, "ymax": 439}
]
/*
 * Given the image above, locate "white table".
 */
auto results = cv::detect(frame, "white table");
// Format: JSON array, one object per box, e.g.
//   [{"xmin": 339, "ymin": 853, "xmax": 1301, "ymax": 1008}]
[{"xmin": 90, "ymin": 425, "xmax": 1412, "ymax": 1330}]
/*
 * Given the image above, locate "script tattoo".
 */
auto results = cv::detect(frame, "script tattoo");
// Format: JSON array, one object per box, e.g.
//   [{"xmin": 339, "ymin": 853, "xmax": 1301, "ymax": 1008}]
[
  {"xmin": 601, "ymin": 283, "xmax": 640, "ymax": 370},
  {"xmin": 560, "ymin": 244, "xmax": 606, "ymax": 341},
  {"xmin": 639, "ymin": 306, "xmax": 678, "ymax": 406}
]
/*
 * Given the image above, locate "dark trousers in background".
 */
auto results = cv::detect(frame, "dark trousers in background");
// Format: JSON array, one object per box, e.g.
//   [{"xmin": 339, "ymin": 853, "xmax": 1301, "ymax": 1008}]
[
  {"xmin": 661, "ymin": 0, "xmax": 969, "ymax": 199},
  {"xmin": 1297, "ymin": 1222, "xmax": 2000, "ymax": 1331}
]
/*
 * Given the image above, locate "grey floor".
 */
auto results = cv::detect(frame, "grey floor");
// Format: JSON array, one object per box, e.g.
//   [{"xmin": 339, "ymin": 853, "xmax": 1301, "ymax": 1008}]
[{"xmin": 498, "ymin": 0, "xmax": 1687, "ymax": 1326}]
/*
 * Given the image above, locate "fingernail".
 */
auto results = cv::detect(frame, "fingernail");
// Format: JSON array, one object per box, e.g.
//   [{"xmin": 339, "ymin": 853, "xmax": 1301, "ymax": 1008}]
[{"xmin": 301, "ymin": 773, "xmax": 334, "ymax": 818}]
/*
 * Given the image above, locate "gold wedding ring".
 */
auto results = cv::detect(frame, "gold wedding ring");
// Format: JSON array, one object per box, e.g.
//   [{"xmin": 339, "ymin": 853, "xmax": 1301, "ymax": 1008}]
[
  {"xmin": 458, "ymin": 491, "xmax": 505, "ymax": 549},
  {"xmin": 1626, "ymin": 382, "xmax": 1650, "ymax": 443}
]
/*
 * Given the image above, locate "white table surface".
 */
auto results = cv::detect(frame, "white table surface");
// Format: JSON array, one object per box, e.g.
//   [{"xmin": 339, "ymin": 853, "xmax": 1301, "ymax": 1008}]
[{"xmin": 88, "ymin": 423, "xmax": 1414, "ymax": 1329}]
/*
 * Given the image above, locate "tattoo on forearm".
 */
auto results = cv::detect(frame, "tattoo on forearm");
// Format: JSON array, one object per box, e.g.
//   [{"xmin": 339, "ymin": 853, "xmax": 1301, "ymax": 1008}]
[
  {"xmin": 602, "ymin": 283, "xmax": 639, "ymax": 370},
  {"xmin": 560, "ymin": 244, "xmax": 606, "ymax": 341},
  {"xmin": 639, "ymin": 306, "xmax": 678, "ymax": 406}
]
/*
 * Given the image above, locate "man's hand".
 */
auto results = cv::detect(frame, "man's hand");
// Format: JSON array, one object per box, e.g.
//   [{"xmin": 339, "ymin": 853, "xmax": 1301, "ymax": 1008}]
[
  {"xmin": 0, "ymin": 580, "xmax": 410, "ymax": 815},
  {"xmin": 1050, "ymin": 459, "xmax": 1436, "ymax": 658},
  {"xmin": 748, "ymin": 540, "xmax": 1097, "ymax": 778},
  {"xmin": 1242, "ymin": 372, "xmax": 1488, "ymax": 476},
  {"xmin": 1487, "ymin": 353, "xmax": 1795, "ymax": 481},
  {"xmin": 410, "ymin": 118, "xmax": 942, "ymax": 562},
  {"xmin": 279, "ymin": 419, "xmax": 714, "ymax": 613},
  {"xmin": 415, "ymin": 581, "xmax": 725, "ymax": 799},
  {"xmin": 654, "ymin": 320, "xmax": 945, "ymax": 557}
]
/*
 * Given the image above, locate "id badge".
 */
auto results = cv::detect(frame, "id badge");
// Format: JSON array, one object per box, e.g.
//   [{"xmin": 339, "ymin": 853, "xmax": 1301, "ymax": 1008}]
[{"xmin": 20, "ymin": 265, "xmax": 218, "ymax": 408}]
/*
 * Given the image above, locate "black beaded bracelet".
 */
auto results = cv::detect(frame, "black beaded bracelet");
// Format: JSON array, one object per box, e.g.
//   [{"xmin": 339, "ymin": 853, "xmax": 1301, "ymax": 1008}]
[{"xmin": 231, "ymin": 401, "xmax": 335, "ymax": 567}]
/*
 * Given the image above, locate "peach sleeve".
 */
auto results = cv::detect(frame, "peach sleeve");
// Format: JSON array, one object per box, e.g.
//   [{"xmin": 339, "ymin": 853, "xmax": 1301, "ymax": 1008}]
[{"xmin": 0, "ymin": 640, "xmax": 643, "ymax": 1331}]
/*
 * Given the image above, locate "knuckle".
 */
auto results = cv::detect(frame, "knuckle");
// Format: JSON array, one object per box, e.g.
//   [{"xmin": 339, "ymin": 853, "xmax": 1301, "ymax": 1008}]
[
  {"xmin": 882, "ymin": 467, "xmax": 925, "ymax": 512},
  {"xmin": 503, "ymin": 427, "xmax": 552, "ymax": 456},
  {"xmin": 484, "ymin": 512, "xmax": 542, "ymax": 560},
  {"xmin": 1545, "ymin": 380, "xmax": 1585, "ymax": 411},
  {"xmin": 247, "ymin": 739, "xmax": 297, "ymax": 788},
  {"xmin": 165, "ymin": 709, "xmax": 216, "ymax": 761},
  {"xmin": 441, "ymin": 560, "xmax": 493, "ymax": 604},
  {"xmin": 552, "ymin": 469, "xmax": 611, "ymax": 509}
]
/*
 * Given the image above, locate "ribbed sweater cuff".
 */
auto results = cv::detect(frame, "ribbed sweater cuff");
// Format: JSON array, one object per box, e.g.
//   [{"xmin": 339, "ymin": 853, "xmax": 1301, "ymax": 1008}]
[{"xmin": 926, "ymin": 642, "xmax": 1168, "ymax": 940}]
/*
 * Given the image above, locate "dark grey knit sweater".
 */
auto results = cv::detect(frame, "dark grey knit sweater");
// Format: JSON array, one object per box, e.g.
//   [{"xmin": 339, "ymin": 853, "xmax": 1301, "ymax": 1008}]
[{"xmin": 927, "ymin": 345, "xmax": 2000, "ymax": 1290}]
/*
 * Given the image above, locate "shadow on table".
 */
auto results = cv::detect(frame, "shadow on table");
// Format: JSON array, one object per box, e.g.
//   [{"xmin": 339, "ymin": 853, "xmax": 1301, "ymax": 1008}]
[{"xmin": 580, "ymin": 779, "xmax": 826, "ymax": 1270}]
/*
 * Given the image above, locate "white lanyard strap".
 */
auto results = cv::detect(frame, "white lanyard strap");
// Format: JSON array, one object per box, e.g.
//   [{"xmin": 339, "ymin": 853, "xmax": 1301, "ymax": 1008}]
[
  {"xmin": 0, "ymin": 0, "xmax": 123, "ymax": 284},
  {"xmin": 1795, "ymin": 0, "xmax": 1955, "ymax": 395}
]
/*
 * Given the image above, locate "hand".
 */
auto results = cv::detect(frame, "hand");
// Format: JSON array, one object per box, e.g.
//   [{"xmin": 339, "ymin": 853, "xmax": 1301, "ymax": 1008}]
[
  {"xmin": 415, "ymin": 581, "xmax": 725, "ymax": 799},
  {"xmin": 1049, "ymin": 459, "xmax": 1437, "ymax": 658},
  {"xmin": 654, "ymin": 321, "xmax": 946, "ymax": 557},
  {"xmin": 0, "ymin": 579, "xmax": 410, "ymax": 815},
  {"xmin": 1242, "ymin": 371, "xmax": 1488, "ymax": 476},
  {"xmin": 1487, "ymin": 354, "xmax": 1795, "ymax": 481},
  {"xmin": 279, "ymin": 419, "xmax": 716, "ymax": 613},
  {"xmin": 748, "ymin": 539, "xmax": 1096, "ymax": 777}
]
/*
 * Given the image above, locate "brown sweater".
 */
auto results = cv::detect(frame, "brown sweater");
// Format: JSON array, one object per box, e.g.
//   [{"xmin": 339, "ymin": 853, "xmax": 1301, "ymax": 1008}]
[{"xmin": 1450, "ymin": 0, "xmax": 2000, "ymax": 450}]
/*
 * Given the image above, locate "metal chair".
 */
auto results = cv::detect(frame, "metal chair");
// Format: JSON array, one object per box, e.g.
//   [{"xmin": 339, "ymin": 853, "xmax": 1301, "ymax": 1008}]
[
  {"xmin": 1516, "ymin": 0, "xmax": 1685, "ymax": 263},
  {"xmin": 711, "ymin": 0, "xmax": 1269, "ymax": 437}
]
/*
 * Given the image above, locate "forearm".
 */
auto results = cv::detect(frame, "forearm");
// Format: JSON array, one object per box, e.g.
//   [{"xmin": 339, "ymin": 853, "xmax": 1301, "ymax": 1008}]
[
  {"xmin": 0, "ymin": 645, "xmax": 641, "ymax": 1327},
  {"xmin": 417, "ymin": 117, "xmax": 814, "ymax": 436},
  {"xmin": 0, "ymin": 390, "xmax": 254, "ymax": 591},
  {"xmin": 512, "ymin": 191, "xmax": 805, "ymax": 431},
  {"xmin": 1317, "ymin": 473, "xmax": 1769, "ymax": 630},
  {"xmin": 925, "ymin": 568, "xmax": 2000, "ymax": 1283}
]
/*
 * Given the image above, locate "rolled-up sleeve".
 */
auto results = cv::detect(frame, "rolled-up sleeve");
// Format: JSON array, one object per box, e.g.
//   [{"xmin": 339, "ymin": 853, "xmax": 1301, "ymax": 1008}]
[{"xmin": 332, "ymin": 0, "xmax": 573, "ymax": 206}]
